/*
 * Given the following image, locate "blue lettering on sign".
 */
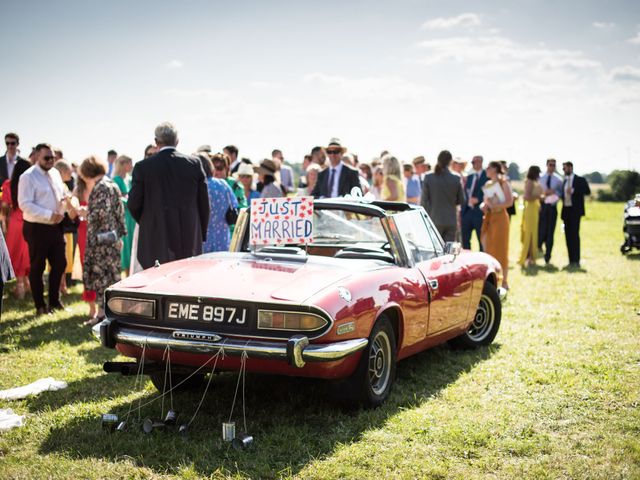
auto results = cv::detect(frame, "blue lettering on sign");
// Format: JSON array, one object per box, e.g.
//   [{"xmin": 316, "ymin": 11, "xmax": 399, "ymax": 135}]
[{"xmin": 251, "ymin": 218, "xmax": 313, "ymax": 241}]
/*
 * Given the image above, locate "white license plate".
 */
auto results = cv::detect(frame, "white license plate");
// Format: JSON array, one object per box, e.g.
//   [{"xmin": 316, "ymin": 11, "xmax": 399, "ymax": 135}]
[{"xmin": 166, "ymin": 302, "xmax": 248, "ymax": 325}]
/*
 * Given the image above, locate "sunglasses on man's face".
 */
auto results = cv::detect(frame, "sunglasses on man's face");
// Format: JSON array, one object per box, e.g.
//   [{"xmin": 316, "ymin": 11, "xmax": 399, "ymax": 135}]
[
  {"xmin": 5, "ymin": 141, "xmax": 17, "ymax": 146},
  {"xmin": 43, "ymin": 155, "xmax": 55, "ymax": 161},
  {"xmin": 214, "ymin": 165, "xmax": 226, "ymax": 171},
  {"xmin": 327, "ymin": 150, "xmax": 342, "ymax": 155}
]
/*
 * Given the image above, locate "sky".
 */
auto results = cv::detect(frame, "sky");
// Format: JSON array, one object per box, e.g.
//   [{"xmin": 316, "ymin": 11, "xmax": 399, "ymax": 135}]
[{"xmin": 1, "ymin": 0, "xmax": 640, "ymax": 173}]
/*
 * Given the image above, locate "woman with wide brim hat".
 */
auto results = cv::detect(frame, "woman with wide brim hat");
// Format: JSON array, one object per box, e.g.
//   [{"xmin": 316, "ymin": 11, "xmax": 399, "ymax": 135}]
[
  {"xmin": 235, "ymin": 161, "xmax": 260, "ymax": 202},
  {"xmin": 256, "ymin": 159, "xmax": 284, "ymax": 198}
]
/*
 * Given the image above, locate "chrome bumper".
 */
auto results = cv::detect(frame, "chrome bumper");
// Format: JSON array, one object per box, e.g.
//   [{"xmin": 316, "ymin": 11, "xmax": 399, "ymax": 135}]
[{"xmin": 95, "ymin": 320, "xmax": 368, "ymax": 369}]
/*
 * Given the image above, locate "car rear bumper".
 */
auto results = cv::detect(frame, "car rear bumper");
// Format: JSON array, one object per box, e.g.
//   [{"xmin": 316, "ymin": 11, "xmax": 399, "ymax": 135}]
[{"xmin": 95, "ymin": 319, "xmax": 368, "ymax": 368}]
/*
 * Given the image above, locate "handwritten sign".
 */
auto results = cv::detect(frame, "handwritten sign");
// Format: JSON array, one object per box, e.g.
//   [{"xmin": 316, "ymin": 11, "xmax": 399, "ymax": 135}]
[{"xmin": 250, "ymin": 196, "xmax": 314, "ymax": 245}]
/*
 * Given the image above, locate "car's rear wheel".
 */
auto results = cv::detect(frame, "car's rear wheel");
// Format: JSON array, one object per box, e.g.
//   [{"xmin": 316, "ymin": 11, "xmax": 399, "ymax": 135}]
[
  {"xmin": 149, "ymin": 371, "xmax": 206, "ymax": 392},
  {"xmin": 340, "ymin": 315, "xmax": 396, "ymax": 408},
  {"xmin": 450, "ymin": 281, "xmax": 501, "ymax": 349}
]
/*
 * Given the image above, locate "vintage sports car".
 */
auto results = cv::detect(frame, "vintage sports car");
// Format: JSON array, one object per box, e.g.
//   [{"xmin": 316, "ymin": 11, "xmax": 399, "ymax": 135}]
[{"xmin": 97, "ymin": 199, "xmax": 505, "ymax": 407}]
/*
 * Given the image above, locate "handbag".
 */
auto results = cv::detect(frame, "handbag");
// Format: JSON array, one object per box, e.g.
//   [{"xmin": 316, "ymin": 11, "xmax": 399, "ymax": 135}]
[
  {"xmin": 96, "ymin": 230, "xmax": 118, "ymax": 245},
  {"xmin": 224, "ymin": 182, "xmax": 239, "ymax": 225},
  {"xmin": 225, "ymin": 206, "xmax": 239, "ymax": 225}
]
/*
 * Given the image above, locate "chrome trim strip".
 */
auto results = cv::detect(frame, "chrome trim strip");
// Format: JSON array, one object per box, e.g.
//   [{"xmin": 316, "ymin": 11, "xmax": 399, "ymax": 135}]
[{"xmin": 111, "ymin": 326, "xmax": 368, "ymax": 365}]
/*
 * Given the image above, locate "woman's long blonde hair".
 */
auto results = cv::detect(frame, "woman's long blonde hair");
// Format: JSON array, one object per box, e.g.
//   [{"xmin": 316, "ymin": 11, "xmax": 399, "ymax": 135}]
[
  {"xmin": 114, "ymin": 155, "xmax": 132, "ymax": 178},
  {"xmin": 382, "ymin": 154, "xmax": 401, "ymax": 178}
]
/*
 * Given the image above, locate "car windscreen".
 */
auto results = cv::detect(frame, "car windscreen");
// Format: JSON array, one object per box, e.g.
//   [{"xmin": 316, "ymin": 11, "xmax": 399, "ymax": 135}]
[{"xmin": 311, "ymin": 209, "xmax": 387, "ymax": 245}]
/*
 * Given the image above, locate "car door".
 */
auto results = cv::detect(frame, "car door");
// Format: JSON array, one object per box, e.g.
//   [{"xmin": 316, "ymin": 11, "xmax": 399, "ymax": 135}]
[
  {"xmin": 392, "ymin": 210, "xmax": 472, "ymax": 337},
  {"xmin": 419, "ymin": 213, "xmax": 473, "ymax": 335}
]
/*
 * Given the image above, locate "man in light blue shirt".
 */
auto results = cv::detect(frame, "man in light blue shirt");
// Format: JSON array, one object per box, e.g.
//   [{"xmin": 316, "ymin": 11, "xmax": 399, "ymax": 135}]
[
  {"xmin": 538, "ymin": 158, "xmax": 564, "ymax": 264},
  {"xmin": 272, "ymin": 149, "xmax": 294, "ymax": 194},
  {"xmin": 403, "ymin": 164, "xmax": 421, "ymax": 204}
]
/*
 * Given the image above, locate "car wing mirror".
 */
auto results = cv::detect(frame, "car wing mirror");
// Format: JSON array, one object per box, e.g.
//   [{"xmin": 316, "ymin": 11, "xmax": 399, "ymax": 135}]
[{"xmin": 444, "ymin": 241, "xmax": 461, "ymax": 258}]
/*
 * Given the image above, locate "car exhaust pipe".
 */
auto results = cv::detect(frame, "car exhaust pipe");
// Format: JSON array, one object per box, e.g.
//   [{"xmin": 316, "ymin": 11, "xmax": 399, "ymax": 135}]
[{"xmin": 103, "ymin": 361, "xmax": 144, "ymax": 376}]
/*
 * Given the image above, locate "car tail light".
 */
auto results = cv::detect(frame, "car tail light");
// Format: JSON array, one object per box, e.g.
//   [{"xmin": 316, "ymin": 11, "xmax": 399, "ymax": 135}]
[
  {"xmin": 107, "ymin": 297, "xmax": 155, "ymax": 318},
  {"xmin": 257, "ymin": 310, "xmax": 328, "ymax": 331}
]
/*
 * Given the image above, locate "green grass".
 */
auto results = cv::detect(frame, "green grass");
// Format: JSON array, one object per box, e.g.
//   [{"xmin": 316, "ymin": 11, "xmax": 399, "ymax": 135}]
[{"xmin": 0, "ymin": 201, "xmax": 638, "ymax": 479}]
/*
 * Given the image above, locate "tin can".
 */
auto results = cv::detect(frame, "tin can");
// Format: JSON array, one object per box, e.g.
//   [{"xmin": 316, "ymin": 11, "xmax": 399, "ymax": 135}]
[
  {"xmin": 232, "ymin": 433, "xmax": 254, "ymax": 450},
  {"xmin": 222, "ymin": 422, "xmax": 235, "ymax": 442},
  {"xmin": 142, "ymin": 418, "xmax": 165, "ymax": 434},
  {"xmin": 164, "ymin": 409, "xmax": 178, "ymax": 425},
  {"xmin": 101, "ymin": 414, "xmax": 119, "ymax": 431}
]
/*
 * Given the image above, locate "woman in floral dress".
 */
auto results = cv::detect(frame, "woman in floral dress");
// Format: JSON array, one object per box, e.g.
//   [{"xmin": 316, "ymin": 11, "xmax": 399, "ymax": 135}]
[
  {"xmin": 79, "ymin": 156, "xmax": 126, "ymax": 324},
  {"xmin": 198, "ymin": 154, "xmax": 237, "ymax": 253}
]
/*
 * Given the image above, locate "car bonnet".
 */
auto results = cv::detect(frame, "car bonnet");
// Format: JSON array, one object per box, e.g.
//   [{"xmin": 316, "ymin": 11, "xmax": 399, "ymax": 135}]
[{"xmin": 112, "ymin": 252, "xmax": 387, "ymax": 304}]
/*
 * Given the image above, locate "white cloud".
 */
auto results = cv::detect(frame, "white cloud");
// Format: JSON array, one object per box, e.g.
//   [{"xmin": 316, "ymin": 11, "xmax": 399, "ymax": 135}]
[
  {"xmin": 609, "ymin": 65, "xmax": 640, "ymax": 82},
  {"xmin": 422, "ymin": 13, "xmax": 481, "ymax": 30},
  {"xmin": 629, "ymin": 32, "xmax": 640, "ymax": 44},
  {"xmin": 416, "ymin": 35, "xmax": 600, "ymax": 76},
  {"xmin": 303, "ymin": 73, "xmax": 431, "ymax": 101},
  {"xmin": 165, "ymin": 59, "xmax": 184, "ymax": 69},
  {"xmin": 592, "ymin": 21, "xmax": 616, "ymax": 30}
]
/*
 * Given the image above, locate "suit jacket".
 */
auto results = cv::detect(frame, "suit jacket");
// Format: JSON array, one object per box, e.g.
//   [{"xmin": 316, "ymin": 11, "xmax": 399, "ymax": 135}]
[
  {"xmin": 561, "ymin": 174, "xmax": 591, "ymax": 220},
  {"xmin": 421, "ymin": 169, "xmax": 464, "ymax": 227},
  {"xmin": 9, "ymin": 158, "xmax": 31, "ymax": 208},
  {"xmin": 311, "ymin": 164, "xmax": 361, "ymax": 198},
  {"xmin": 127, "ymin": 148, "xmax": 210, "ymax": 269},
  {"xmin": 461, "ymin": 170, "xmax": 487, "ymax": 215},
  {"xmin": 0, "ymin": 155, "xmax": 27, "ymax": 193}
]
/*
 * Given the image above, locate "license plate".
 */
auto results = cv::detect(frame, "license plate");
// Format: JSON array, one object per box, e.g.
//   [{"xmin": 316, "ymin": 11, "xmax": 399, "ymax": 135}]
[{"xmin": 166, "ymin": 302, "xmax": 248, "ymax": 325}]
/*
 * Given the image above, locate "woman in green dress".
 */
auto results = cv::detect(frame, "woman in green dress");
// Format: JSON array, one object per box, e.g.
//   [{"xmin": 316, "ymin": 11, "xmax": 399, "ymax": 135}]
[{"xmin": 112, "ymin": 155, "xmax": 136, "ymax": 274}]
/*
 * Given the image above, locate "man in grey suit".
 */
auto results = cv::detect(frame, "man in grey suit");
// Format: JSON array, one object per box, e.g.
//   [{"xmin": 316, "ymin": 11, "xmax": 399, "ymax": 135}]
[{"xmin": 421, "ymin": 150, "xmax": 464, "ymax": 242}]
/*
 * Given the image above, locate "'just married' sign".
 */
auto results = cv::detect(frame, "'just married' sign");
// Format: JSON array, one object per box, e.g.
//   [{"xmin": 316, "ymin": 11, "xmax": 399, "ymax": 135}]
[{"xmin": 249, "ymin": 196, "xmax": 314, "ymax": 245}]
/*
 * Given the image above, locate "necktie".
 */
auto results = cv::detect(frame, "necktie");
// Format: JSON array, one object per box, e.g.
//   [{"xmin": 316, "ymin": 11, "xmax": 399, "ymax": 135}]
[
  {"xmin": 328, "ymin": 168, "xmax": 336, "ymax": 197},
  {"xmin": 546, "ymin": 174, "xmax": 551, "ymax": 189},
  {"xmin": 467, "ymin": 173, "xmax": 478, "ymax": 208}
]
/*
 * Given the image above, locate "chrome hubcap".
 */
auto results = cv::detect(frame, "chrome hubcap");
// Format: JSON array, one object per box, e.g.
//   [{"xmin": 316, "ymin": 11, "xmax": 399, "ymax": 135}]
[
  {"xmin": 468, "ymin": 294, "xmax": 495, "ymax": 342},
  {"xmin": 369, "ymin": 330, "xmax": 391, "ymax": 395}
]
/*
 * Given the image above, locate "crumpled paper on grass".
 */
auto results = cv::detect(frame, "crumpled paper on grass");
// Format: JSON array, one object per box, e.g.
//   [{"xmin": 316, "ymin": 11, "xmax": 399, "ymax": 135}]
[
  {"xmin": 0, "ymin": 409, "xmax": 25, "ymax": 431},
  {"xmin": 0, "ymin": 377, "xmax": 68, "ymax": 400}
]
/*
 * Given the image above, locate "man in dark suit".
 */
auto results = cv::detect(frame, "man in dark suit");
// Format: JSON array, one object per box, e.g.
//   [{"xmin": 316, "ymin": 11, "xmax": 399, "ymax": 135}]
[
  {"xmin": 1, "ymin": 132, "xmax": 27, "ymax": 190},
  {"xmin": 421, "ymin": 150, "xmax": 464, "ymax": 242},
  {"xmin": 461, "ymin": 155, "xmax": 487, "ymax": 250},
  {"xmin": 128, "ymin": 122, "xmax": 210, "ymax": 270},
  {"xmin": 561, "ymin": 161, "xmax": 591, "ymax": 268},
  {"xmin": 311, "ymin": 138, "xmax": 361, "ymax": 198}
]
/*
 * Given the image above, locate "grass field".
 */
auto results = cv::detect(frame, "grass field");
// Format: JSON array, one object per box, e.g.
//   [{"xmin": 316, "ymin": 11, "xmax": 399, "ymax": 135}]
[{"xmin": 0, "ymin": 201, "xmax": 638, "ymax": 479}]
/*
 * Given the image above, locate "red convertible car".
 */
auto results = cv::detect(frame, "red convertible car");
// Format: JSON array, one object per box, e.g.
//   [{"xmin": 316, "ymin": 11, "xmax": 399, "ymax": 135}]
[{"xmin": 98, "ymin": 199, "xmax": 505, "ymax": 407}]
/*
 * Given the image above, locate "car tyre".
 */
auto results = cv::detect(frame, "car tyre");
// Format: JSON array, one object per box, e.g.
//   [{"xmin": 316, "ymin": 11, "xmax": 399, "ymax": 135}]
[
  {"xmin": 450, "ymin": 281, "xmax": 501, "ymax": 349},
  {"xmin": 339, "ymin": 315, "xmax": 397, "ymax": 408},
  {"xmin": 149, "ymin": 371, "xmax": 206, "ymax": 392}
]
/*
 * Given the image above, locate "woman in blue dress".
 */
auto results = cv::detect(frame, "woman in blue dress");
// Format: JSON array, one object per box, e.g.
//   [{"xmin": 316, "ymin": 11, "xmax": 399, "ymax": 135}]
[{"xmin": 197, "ymin": 154, "xmax": 238, "ymax": 253}]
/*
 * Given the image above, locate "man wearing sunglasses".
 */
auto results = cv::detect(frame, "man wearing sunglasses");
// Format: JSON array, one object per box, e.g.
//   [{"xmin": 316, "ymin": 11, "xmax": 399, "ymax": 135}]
[
  {"xmin": 311, "ymin": 138, "xmax": 361, "ymax": 198},
  {"xmin": 17, "ymin": 143, "xmax": 68, "ymax": 315},
  {"xmin": 1, "ymin": 132, "xmax": 27, "ymax": 190}
]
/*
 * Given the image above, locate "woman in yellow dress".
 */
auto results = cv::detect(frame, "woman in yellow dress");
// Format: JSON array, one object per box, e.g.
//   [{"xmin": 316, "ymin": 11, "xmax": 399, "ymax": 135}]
[
  {"xmin": 480, "ymin": 161, "xmax": 514, "ymax": 290},
  {"xmin": 381, "ymin": 154, "xmax": 405, "ymax": 201},
  {"xmin": 518, "ymin": 166, "xmax": 543, "ymax": 267}
]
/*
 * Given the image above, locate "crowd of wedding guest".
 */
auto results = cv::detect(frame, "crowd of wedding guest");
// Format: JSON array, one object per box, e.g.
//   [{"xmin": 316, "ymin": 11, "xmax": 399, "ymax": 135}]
[{"xmin": 0, "ymin": 124, "xmax": 591, "ymax": 318}]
